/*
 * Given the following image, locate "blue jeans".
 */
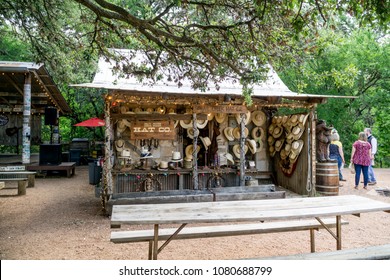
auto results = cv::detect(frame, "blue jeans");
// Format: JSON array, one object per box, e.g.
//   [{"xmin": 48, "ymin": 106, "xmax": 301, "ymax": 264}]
[
  {"xmin": 368, "ymin": 165, "xmax": 377, "ymax": 183},
  {"xmin": 330, "ymin": 156, "xmax": 344, "ymax": 180},
  {"xmin": 354, "ymin": 164, "xmax": 369, "ymax": 187}
]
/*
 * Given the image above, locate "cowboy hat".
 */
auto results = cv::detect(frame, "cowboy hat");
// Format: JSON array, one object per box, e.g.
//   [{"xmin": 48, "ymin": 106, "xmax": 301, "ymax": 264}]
[
  {"xmin": 207, "ymin": 112, "xmax": 214, "ymax": 121},
  {"xmin": 215, "ymin": 113, "xmax": 227, "ymax": 123},
  {"xmin": 256, "ymin": 139, "xmax": 264, "ymax": 153},
  {"xmin": 280, "ymin": 148, "xmax": 289, "ymax": 160},
  {"xmin": 268, "ymin": 123, "xmax": 276, "ymax": 135},
  {"xmin": 225, "ymin": 153, "xmax": 234, "ymax": 165},
  {"xmin": 187, "ymin": 127, "xmax": 199, "ymax": 139},
  {"xmin": 117, "ymin": 120, "xmax": 127, "ymax": 133},
  {"xmin": 298, "ymin": 113, "xmax": 309, "ymax": 125},
  {"xmin": 157, "ymin": 161, "xmax": 169, "ymax": 171},
  {"xmin": 287, "ymin": 124, "xmax": 305, "ymax": 141},
  {"xmin": 235, "ymin": 111, "xmax": 251, "ymax": 125},
  {"xmin": 246, "ymin": 139, "xmax": 257, "ymax": 154},
  {"xmin": 272, "ymin": 125, "xmax": 283, "ymax": 139},
  {"xmin": 168, "ymin": 108, "xmax": 176, "ymax": 114},
  {"xmin": 288, "ymin": 114, "xmax": 299, "ymax": 127},
  {"xmin": 196, "ymin": 119, "xmax": 208, "ymax": 129},
  {"xmin": 251, "ymin": 127, "xmax": 265, "ymax": 141},
  {"xmin": 269, "ymin": 145, "xmax": 276, "ymax": 157},
  {"xmin": 289, "ymin": 140, "xmax": 304, "ymax": 163},
  {"xmin": 121, "ymin": 149, "xmax": 131, "ymax": 157},
  {"xmin": 224, "ymin": 127, "xmax": 235, "ymax": 141},
  {"xmin": 115, "ymin": 139, "xmax": 125, "ymax": 152},
  {"xmin": 233, "ymin": 127, "xmax": 249, "ymax": 140},
  {"xmin": 200, "ymin": 136, "xmax": 212, "ymax": 150},
  {"xmin": 156, "ymin": 106, "xmax": 166, "ymax": 114},
  {"xmin": 180, "ymin": 119, "xmax": 193, "ymax": 129},
  {"xmin": 120, "ymin": 105, "xmax": 129, "ymax": 114},
  {"xmin": 267, "ymin": 135, "xmax": 275, "ymax": 147},
  {"xmin": 274, "ymin": 138, "xmax": 285, "ymax": 152},
  {"xmin": 251, "ymin": 110, "xmax": 266, "ymax": 126},
  {"xmin": 185, "ymin": 144, "xmax": 201, "ymax": 160},
  {"xmin": 233, "ymin": 144, "xmax": 248, "ymax": 159},
  {"xmin": 134, "ymin": 107, "xmax": 142, "ymax": 113}
]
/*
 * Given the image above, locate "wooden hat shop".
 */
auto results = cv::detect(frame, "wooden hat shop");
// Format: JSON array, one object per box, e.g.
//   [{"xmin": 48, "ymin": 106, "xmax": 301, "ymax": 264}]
[{"xmin": 75, "ymin": 50, "xmax": 344, "ymax": 209}]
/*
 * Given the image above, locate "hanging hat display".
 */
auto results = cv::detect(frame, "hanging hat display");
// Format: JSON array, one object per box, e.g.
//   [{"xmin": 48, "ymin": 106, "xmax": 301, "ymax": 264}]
[
  {"xmin": 223, "ymin": 127, "xmax": 235, "ymax": 141},
  {"xmin": 233, "ymin": 144, "xmax": 248, "ymax": 159},
  {"xmin": 251, "ymin": 110, "xmax": 266, "ymax": 126},
  {"xmin": 215, "ymin": 113, "xmax": 227, "ymax": 123}
]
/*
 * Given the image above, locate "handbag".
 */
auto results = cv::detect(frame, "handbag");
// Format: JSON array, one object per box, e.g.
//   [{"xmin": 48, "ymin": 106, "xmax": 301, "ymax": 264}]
[{"xmin": 349, "ymin": 162, "xmax": 355, "ymax": 174}]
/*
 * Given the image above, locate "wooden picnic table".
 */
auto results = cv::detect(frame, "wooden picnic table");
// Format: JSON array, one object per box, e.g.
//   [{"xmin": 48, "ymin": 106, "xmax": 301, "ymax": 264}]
[{"xmin": 111, "ymin": 195, "xmax": 390, "ymax": 259}]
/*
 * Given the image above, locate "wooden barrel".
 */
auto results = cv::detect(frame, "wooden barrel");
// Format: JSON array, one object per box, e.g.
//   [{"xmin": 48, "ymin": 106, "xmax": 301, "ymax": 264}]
[{"xmin": 316, "ymin": 162, "xmax": 339, "ymax": 196}]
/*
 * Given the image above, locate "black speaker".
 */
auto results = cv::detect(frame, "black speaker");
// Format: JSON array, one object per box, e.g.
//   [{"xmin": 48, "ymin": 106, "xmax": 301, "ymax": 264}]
[
  {"xmin": 45, "ymin": 107, "xmax": 57, "ymax": 125},
  {"xmin": 39, "ymin": 144, "xmax": 62, "ymax": 165}
]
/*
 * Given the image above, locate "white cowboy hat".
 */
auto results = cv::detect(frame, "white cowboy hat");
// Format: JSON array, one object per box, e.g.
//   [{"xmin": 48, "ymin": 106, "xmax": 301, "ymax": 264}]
[
  {"xmin": 185, "ymin": 144, "xmax": 201, "ymax": 160},
  {"xmin": 225, "ymin": 153, "xmax": 234, "ymax": 165},
  {"xmin": 251, "ymin": 110, "xmax": 266, "ymax": 126},
  {"xmin": 115, "ymin": 139, "xmax": 125, "ymax": 152},
  {"xmin": 171, "ymin": 151, "xmax": 182, "ymax": 161},
  {"xmin": 274, "ymin": 138, "xmax": 285, "ymax": 152},
  {"xmin": 233, "ymin": 144, "xmax": 248, "ymax": 159},
  {"xmin": 180, "ymin": 119, "xmax": 193, "ymax": 129},
  {"xmin": 215, "ymin": 113, "xmax": 227, "ymax": 123},
  {"xmin": 121, "ymin": 149, "xmax": 131, "ymax": 157},
  {"xmin": 187, "ymin": 127, "xmax": 197, "ymax": 139},
  {"xmin": 196, "ymin": 119, "xmax": 208, "ymax": 129},
  {"xmin": 289, "ymin": 140, "xmax": 304, "ymax": 163},
  {"xmin": 200, "ymin": 136, "xmax": 212, "ymax": 150},
  {"xmin": 246, "ymin": 139, "xmax": 257, "ymax": 154},
  {"xmin": 224, "ymin": 127, "xmax": 235, "ymax": 141},
  {"xmin": 157, "ymin": 161, "xmax": 169, "ymax": 171},
  {"xmin": 235, "ymin": 111, "xmax": 251, "ymax": 125},
  {"xmin": 233, "ymin": 127, "xmax": 249, "ymax": 140},
  {"xmin": 298, "ymin": 114, "xmax": 309, "ymax": 125},
  {"xmin": 272, "ymin": 125, "xmax": 283, "ymax": 139},
  {"xmin": 207, "ymin": 112, "xmax": 214, "ymax": 121},
  {"xmin": 251, "ymin": 127, "xmax": 265, "ymax": 141}
]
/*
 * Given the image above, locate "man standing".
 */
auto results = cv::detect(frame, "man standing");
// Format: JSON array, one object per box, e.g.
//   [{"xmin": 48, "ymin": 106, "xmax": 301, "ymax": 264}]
[{"xmin": 364, "ymin": 128, "xmax": 377, "ymax": 185}]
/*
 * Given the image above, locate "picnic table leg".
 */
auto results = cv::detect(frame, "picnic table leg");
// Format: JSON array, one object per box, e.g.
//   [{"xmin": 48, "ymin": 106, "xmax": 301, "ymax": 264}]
[
  {"xmin": 148, "ymin": 241, "xmax": 153, "ymax": 260},
  {"xmin": 336, "ymin": 215, "xmax": 342, "ymax": 250},
  {"xmin": 310, "ymin": 229, "xmax": 315, "ymax": 253},
  {"xmin": 153, "ymin": 224, "xmax": 159, "ymax": 260},
  {"xmin": 27, "ymin": 174, "xmax": 35, "ymax": 188}
]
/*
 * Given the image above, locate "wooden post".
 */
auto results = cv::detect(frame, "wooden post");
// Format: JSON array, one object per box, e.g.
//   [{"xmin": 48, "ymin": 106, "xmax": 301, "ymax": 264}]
[
  {"xmin": 22, "ymin": 72, "xmax": 32, "ymax": 165},
  {"xmin": 27, "ymin": 174, "xmax": 35, "ymax": 188},
  {"xmin": 17, "ymin": 180, "xmax": 27, "ymax": 195},
  {"xmin": 239, "ymin": 113, "xmax": 246, "ymax": 186},
  {"xmin": 192, "ymin": 113, "xmax": 199, "ymax": 190}
]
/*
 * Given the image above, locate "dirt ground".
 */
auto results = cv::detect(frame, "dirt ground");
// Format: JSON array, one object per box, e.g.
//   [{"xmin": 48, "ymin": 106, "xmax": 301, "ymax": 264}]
[{"xmin": 0, "ymin": 165, "xmax": 389, "ymax": 260}]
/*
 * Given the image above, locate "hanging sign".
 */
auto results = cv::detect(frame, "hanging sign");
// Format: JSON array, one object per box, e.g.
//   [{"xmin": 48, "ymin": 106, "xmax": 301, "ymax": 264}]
[
  {"xmin": 193, "ymin": 104, "xmax": 247, "ymax": 114},
  {"xmin": 130, "ymin": 120, "xmax": 175, "ymax": 140}
]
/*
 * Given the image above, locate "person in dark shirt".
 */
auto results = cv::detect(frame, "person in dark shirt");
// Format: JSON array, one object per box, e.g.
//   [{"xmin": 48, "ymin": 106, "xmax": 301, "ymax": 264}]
[
  {"xmin": 364, "ymin": 128, "xmax": 377, "ymax": 185},
  {"xmin": 329, "ymin": 130, "xmax": 346, "ymax": 182}
]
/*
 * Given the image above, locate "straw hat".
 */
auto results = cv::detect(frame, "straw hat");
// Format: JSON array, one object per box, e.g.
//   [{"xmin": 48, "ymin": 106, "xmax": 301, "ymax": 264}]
[
  {"xmin": 267, "ymin": 135, "xmax": 275, "ymax": 147},
  {"xmin": 269, "ymin": 145, "xmax": 276, "ymax": 157},
  {"xmin": 288, "ymin": 114, "xmax": 299, "ymax": 127},
  {"xmin": 268, "ymin": 123, "xmax": 275, "ymax": 135},
  {"xmin": 200, "ymin": 136, "xmax": 212, "ymax": 150},
  {"xmin": 246, "ymin": 139, "xmax": 257, "ymax": 154},
  {"xmin": 280, "ymin": 148, "xmax": 289, "ymax": 160},
  {"xmin": 145, "ymin": 107, "xmax": 154, "ymax": 114},
  {"xmin": 185, "ymin": 145, "xmax": 201, "ymax": 160},
  {"xmin": 180, "ymin": 119, "xmax": 193, "ymax": 129},
  {"xmin": 207, "ymin": 112, "xmax": 214, "ymax": 121},
  {"xmin": 117, "ymin": 120, "xmax": 127, "ymax": 133},
  {"xmin": 235, "ymin": 111, "xmax": 251, "ymax": 125},
  {"xmin": 115, "ymin": 139, "xmax": 125, "ymax": 152},
  {"xmin": 168, "ymin": 108, "xmax": 176, "ymax": 114},
  {"xmin": 233, "ymin": 127, "xmax": 249, "ymax": 140},
  {"xmin": 298, "ymin": 114, "xmax": 309, "ymax": 125},
  {"xmin": 256, "ymin": 139, "xmax": 264, "ymax": 153},
  {"xmin": 187, "ymin": 127, "xmax": 199, "ymax": 139},
  {"xmin": 156, "ymin": 106, "xmax": 166, "ymax": 114},
  {"xmin": 134, "ymin": 107, "xmax": 142, "ymax": 113},
  {"xmin": 157, "ymin": 161, "xmax": 169, "ymax": 171},
  {"xmin": 120, "ymin": 105, "xmax": 129, "ymax": 114},
  {"xmin": 196, "ymin": 119, "xmax": 208, "ymax": 129},
  {"xmin": 215, "ymin": 113, "xmax": 227, "ymax": 123},
  {"xmin": 224, "ymin": 127, "xmax": 235, "ymax": 141},
  {"xmin": 251, "ymin": 110, "xmax": 266, "ymax": 126},
  {"xmin": 274, "ymin": 138, "xmax": 285, "ymax": 152},
  {"xmin": 272, "ymin": 125, "xmax": 283, "ymax": 139},
  {"xmin": 287, "ymin": 124, "xmax": 305, "ymax": 141},
  {"xmin": 225, "ymin": 153, "xmax": 234, "ymax": 165},
  {"xmin": 251, "ymin": 127, "xmax": 265, "ymax": 141},
  {"xmin": 233, "ymin": 144, "xmax": 248, "ymax": 159},
  {"xmin": 289, "ymin": 140, "xmax": 304, "ymax": 163}
]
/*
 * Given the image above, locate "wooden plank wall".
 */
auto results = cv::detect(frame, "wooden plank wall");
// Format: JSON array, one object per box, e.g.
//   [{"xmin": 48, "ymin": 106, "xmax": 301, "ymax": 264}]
[{"xmin": 0, "ymin": 114, "xmax": 42, "ymax": 146}]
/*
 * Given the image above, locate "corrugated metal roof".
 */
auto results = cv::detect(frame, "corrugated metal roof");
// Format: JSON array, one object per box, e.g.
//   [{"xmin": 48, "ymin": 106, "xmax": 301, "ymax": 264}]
[{"xmin": 0, "ymin": 61, "xmax": 72, "ymax": 115}]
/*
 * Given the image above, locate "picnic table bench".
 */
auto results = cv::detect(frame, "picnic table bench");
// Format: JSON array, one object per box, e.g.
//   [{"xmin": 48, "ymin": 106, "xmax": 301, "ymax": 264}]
[
  {"xmin": 110, "ymin": 195, "xmax": 390, "ymax": 260},
  {"xmin": 0, "ymin": 166, "xmax": 37, "ymax": 195}
]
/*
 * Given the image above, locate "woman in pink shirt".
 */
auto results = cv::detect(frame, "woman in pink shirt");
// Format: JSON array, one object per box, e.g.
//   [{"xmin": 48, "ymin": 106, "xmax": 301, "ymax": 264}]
[{"xmin": 351, "ymin": 132, "xmax": 372, "ymax": 189}]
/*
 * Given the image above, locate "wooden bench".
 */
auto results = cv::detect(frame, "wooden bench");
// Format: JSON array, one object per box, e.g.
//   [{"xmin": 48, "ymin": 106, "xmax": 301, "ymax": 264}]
[
  {"xmin": 27, "ymin": 162, "xmax": 76, "ymax": 178},
  {"xmin": 255, "ymin": 244, "xmax": 390, "ymax": 260},
  {"xmin": 0, "ymin": 177, "xmax": 28, "ymax": 195},
  {"xmin": 0, "ymin": 171, "xmax": 36, "ymax": 188},
  {"xmin": 111, "ymin": 218, "xmax": 348, "ymax": 259}
]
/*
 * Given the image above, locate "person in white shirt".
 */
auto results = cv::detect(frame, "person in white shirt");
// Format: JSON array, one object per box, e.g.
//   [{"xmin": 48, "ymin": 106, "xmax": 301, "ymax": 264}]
[{"xmin": 364, "ymin": 128, "xmax": 377, "ymax": 185}]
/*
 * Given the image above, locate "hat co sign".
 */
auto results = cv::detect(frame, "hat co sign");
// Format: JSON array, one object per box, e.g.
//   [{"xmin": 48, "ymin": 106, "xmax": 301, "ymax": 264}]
[{"xmin": 131, "ymin": 121, "xmax": 175, "ymax": 140}]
